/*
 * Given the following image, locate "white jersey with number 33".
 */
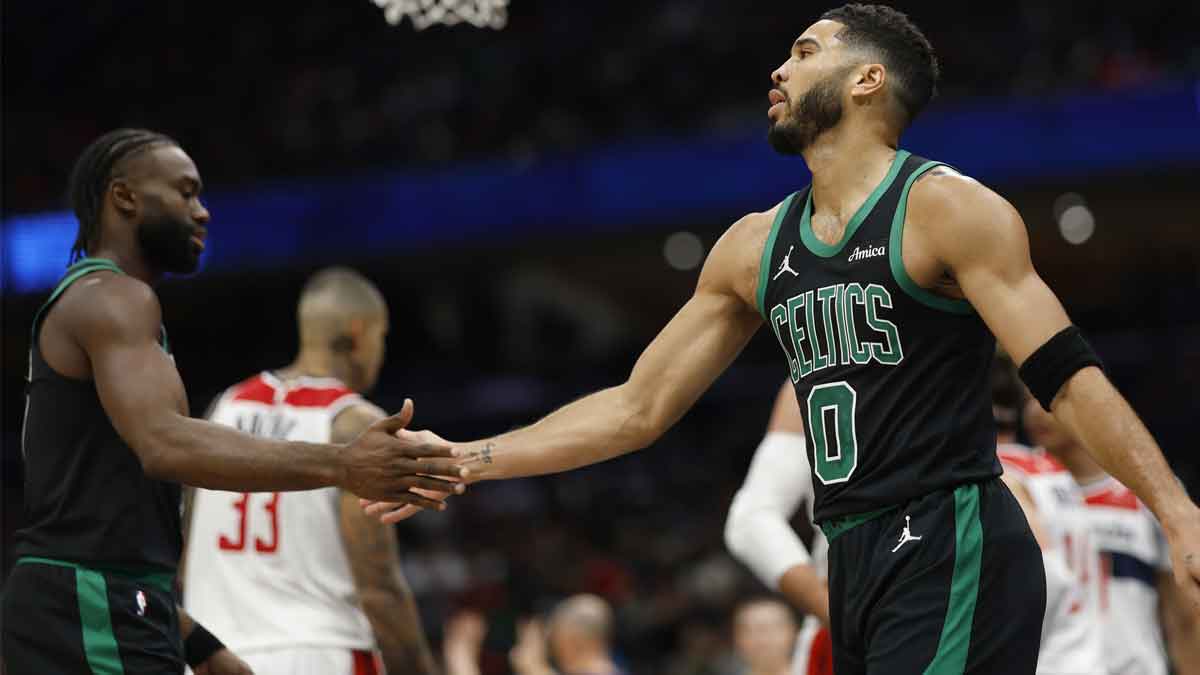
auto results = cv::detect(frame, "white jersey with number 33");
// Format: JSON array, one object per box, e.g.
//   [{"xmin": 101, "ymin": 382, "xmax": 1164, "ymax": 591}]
[{"xmin": 183, "ymin": 372, "xmax": 375, "ymax": 655}]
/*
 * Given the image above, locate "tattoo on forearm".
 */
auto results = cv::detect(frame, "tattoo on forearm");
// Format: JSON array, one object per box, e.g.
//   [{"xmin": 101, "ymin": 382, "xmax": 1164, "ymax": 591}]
[{"xmin": 464, "ymin": 442, "xmax": 494, "ymax": 466}]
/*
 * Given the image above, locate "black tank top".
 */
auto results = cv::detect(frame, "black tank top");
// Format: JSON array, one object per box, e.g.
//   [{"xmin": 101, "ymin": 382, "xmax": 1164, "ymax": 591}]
[
  {"xmin": 16, "ymin": 258, "xmax": 182, "ymax": 570},
  {"xmin": 757, "ymin": 150, "xmax": 1000, "ymax": 522}
]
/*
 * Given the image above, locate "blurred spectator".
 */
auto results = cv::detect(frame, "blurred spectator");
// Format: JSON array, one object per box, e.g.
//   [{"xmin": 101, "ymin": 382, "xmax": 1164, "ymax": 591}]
[
  {"xmin": 445, "ymin": 596, "xmax": 628, "ymax": 675},
  {"xmin": 731, "ymin": 598, "xmax": 801, "ymax": 675}
]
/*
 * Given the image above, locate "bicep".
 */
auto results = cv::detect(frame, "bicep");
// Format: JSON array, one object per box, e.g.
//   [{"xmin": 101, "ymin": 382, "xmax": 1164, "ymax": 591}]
[
  {"xmin": 78, "ymin": 287, "xmax": 188, "ymax": 457},
  {"xmin": 625, "ymin": 230, "xmax": 763, "ymax": 430},
  {"xmin": 941, "ymin": 190, "xmax": 1071, "ymax": 365}
]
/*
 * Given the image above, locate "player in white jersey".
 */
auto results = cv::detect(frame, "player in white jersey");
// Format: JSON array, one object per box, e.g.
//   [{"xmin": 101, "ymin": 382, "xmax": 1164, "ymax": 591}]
[
  {"xmin": 725, "ymin": 382, "xmax": 832, "ymax": 675},
  {"xmin": 992, "ymin": 354, "xmax": 1105, "ymax": 674},
  {"xmin": 184, "ymin": 268, "xmax": 447, "ymax": 675},
  {"xmin": 1024, "ymin": 393, "xmax": 1200, "ymax": 675}
]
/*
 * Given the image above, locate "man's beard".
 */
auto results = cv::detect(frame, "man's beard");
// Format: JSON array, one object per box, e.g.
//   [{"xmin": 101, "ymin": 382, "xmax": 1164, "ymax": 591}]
[
  {"xmin": 137, "ymin": 212, "xmax": 200, "ymax": 274},
  {"xmin": 768, "ymin": 70, "xmax": 846, "ymax": 155}
]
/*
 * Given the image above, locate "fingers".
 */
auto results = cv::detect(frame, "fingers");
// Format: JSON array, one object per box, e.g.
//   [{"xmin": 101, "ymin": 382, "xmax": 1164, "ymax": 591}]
[
  {"xmin": 387, "ymin": 490, "xmax": 449, "ymax": 511},
  {"xmin": 393, "ymin": 429, "xmax": 457, "ymax": 458},
  {"xmin": 373, "ymin": 399, "xmax": 415, "ymax": 434},
  {"xmin": 381, "ymin": 505, "xmax": 422, "ymax": 524},
  {"xmin": 405, "ymin": 456, "xmax": 470, "ymax": 480}
]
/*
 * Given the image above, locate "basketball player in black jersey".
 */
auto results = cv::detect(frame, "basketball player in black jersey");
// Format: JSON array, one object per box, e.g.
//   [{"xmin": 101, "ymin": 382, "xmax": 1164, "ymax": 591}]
[
  {"xmin": 2, "ymin": 129, "xmax": 466, "ymax": 674},
  {"xmin": 365, "ymin": 5, "xmax": 1200, "ymax": 674}
]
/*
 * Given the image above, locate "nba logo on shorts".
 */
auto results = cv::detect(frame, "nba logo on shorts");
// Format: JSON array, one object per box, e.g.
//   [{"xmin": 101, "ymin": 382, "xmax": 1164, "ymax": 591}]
[{"xmin": 136, "ymin": 590, "xmax": 147, "ymax": 617}]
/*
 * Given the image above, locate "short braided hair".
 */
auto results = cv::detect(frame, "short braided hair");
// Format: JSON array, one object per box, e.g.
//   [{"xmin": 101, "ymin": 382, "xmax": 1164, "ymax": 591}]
[{"xmin": 67, "ymin": 128, "xmax": 178, "ymax": 262}]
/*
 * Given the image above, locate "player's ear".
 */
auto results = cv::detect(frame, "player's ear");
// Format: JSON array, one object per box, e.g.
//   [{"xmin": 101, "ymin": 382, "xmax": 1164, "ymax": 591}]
[
  {"xmin": 110, "ymin": 179, "xmax": 138, "ymax": 217},
  {"xmin": 851, "ymin": 62, "xmax": 886, "ymax": 99},
  {"xmin": 331, "ymin": 331, "xmax": 356, "ymax": 354}
]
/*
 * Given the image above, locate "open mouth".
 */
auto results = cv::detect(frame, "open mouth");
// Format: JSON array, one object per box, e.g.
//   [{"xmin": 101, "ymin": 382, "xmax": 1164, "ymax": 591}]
[{"xmin": 190, "ymin": 234, "xmax": 206, "ymax": 252}]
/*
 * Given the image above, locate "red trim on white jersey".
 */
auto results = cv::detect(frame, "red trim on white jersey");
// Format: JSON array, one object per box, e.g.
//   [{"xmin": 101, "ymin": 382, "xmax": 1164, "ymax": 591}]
[
  {"xmin": 1082, "ymin": 481, "xmax": 1140, "ymax": 511},
  {"xmin": 997, "ymin": 444, "xmax": 1066, "ymax": 475},
  {"xmin": 230, "ymin": 376, "xmax": 277, "ymax": 405},
  {"xmin": 226, "ymin": 373, "xmax": 359, "ymax": 411}
]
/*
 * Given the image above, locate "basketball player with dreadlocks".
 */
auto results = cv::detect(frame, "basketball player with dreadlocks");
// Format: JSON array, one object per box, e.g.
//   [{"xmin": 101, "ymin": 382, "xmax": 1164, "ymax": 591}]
[
  {"xmin": 1, "ymin": 129, "xmax": 465, "ymax": 675},
  {"xmin": 365, "ymin": 5, "xmax": 1200, "ymax": 673}
]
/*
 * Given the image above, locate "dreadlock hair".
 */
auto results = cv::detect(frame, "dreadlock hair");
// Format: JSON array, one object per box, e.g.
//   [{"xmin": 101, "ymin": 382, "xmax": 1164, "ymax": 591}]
[
  {"xmin": 67, "ymin": 128, "xmax": 178, "ymax": 263},
  {"xmin": 820, "ymin": 4, "xmax": 939, "ymax": 128}
]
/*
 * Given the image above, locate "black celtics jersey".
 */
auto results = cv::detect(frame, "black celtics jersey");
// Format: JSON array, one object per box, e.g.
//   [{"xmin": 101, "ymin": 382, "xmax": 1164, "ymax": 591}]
[
  {"xmin": 758, "ymin": 150, "xmax": 1000, "ymax": 523},
  {"xmin": 16, "ymin": 258, "xmax": 182, "ymax": 570}
]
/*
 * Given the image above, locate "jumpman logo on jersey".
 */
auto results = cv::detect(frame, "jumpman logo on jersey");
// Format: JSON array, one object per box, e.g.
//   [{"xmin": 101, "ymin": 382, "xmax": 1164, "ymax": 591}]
[
  {"xmin": 773, "ymin": 245, "xmax": 799, "ymax": 279},
  {"xmin": 891, "ymin": 515, "xmax": 923, "ymax": 552}
]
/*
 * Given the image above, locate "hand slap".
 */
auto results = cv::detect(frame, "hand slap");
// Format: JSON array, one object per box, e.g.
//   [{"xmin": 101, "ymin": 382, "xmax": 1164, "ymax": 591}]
[{"xmin": 338, "ymin": 399, "xmax": 469, "ymax": 501}]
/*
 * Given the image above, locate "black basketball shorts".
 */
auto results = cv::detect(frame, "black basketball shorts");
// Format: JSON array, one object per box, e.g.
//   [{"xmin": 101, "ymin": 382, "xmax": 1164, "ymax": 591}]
[
  {"xmin": 2, "ymin": 558, "xmax": 183, "ymax": 674},
  {"xmin": 820, "ymin": 478, "xmax": 1046, "ymax": 675}
]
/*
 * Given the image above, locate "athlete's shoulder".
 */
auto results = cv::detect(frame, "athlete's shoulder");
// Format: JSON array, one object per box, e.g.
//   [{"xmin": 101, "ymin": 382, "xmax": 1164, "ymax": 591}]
[
  {"xmin": 909, "ymin": 164, "xmax": 1019, "ymax": 229},
  {"xmin": 58, "ymin": 270, "xmax": 161, "ymax": 343},
  {"xmin": 705, "ymin": 197, "xmax": 795, "ymax": 304},
  {"xmin": 330, "ymin": 400, "xmax": 386, "ymax": 443}
]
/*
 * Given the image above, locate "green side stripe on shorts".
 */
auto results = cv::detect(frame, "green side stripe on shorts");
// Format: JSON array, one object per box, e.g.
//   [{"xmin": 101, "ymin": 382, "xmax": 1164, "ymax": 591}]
[
  {"xmin": 16, "ymin": 556, "xmax": 175, "ymax": 593},
  {"xmin": 924, "ymin": 483, "xmax": 983, "ymax": 675},
  {"xmin": 76, "ymin": 568, "xmax": 127, "ymax": 675}
]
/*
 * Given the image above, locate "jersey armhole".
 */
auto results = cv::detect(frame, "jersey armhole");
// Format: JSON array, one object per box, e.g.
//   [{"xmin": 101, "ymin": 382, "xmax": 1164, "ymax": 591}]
[
  {"xmin": 756, "ymin": 192, "xmax": 799, "ymax": 319},
  {"xmin": 887, "ymin": 163, "xmax": 976, "ymax": 315},
  {"xmin": 30, "ymin": 259, "xmax": 126, "ymax": 342}
]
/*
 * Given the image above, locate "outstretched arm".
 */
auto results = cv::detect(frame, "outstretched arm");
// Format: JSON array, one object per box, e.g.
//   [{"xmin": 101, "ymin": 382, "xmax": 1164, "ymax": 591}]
[
  {"xmin": 724, "ymin": 381, "xmax": 829, "ymax": 625},
  {"xmin": 911, "ymin": 172, "xmax": 1200, "ymax": 608},
  {"xmin": 62, "ymin": 273, "xmax": 463, "ymax": 501},
  {"xmin": 447, "ymin": 212, "xmax": 771, "ymax": 482},
  {"xmin": 334, "ymin": 404, "xmax": 440, "ymax": 675}
]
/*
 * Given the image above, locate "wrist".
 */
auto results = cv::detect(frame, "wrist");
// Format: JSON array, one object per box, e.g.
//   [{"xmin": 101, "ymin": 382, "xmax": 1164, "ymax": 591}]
[
  {"xmin": 183, "ymin": 622, "xmax": 225, "ymax": 666},
  {"xmin": 328, "ymin": 442, "xmax": 350, "ymax": 488},
  {"xmin": 1161, "ymin": 502, "xmax": 1200, "ymax": 538}
]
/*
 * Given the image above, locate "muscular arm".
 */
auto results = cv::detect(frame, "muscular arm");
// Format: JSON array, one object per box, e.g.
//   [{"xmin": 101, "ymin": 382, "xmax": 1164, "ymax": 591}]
[
  {"xmin": 724, "ymin": 381, "xmax": 829, "ymax": 625},
  {"xmin": 61, "ymin": 274, "xmax": 460, "ymax": 500},
  {"xmin": 334, "ymin": 404, "xmax": 439, "ymax": 675},
  {"xmin": 911, "ymin": 173, "xmax": 1200, "ymax": 605},
  {"xmin": 451, "ymin": 212, "xmax": 771, "ymax": 482}
]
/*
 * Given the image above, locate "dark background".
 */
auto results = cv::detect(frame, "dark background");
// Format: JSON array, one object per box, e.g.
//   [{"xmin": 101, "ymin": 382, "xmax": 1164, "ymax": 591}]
[{"xmin": 4, "ymin": 2, "xmax": 1199, "ymax": 673}]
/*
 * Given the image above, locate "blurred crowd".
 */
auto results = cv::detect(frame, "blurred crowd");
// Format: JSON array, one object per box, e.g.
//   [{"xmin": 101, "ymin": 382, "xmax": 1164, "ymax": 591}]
[
  {"xmin": 6, "ymin": 0, "xmax": 1198, "ymax": 213},
  {"xmin": 390, "ymin": 403, "xmax": 793, "ymax": 674}
]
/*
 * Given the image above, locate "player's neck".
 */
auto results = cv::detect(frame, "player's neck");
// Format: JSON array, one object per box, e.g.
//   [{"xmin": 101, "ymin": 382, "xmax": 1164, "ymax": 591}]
[
  {"xmin": 281, "ymin": 352, "xmax": 358, "ymax": 391},
  {"xmin": 749, "ymin": 664, "xmax": 791, "ymax": 675},
  {"xmin": 86, "ymin": 245, "xmax": 159, "ymax": 285},
  {"xmin": 801, "ymin": 131, "xmax": 898, "ymax": 221},
  {"xmin": 1056, "ymin": 444, "xmax": 1107, "ymax": 484},
  {"xmin": 560, "ymin": 650, "xmax": 615, "ymax": 674}
]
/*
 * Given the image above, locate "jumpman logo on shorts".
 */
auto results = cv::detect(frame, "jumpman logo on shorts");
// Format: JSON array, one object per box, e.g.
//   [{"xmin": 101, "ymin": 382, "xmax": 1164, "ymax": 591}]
[
  {"xmin": 891, "ymin": 515, "xmax": 923, "ymax": 552},
  {"xmin": 773, "ymin": 245, "xmax": 799, "ymax": 279}
]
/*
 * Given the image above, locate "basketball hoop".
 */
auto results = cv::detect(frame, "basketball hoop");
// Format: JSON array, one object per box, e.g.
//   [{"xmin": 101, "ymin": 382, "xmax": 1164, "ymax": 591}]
[{"xmin": 370, "ymin": 0, "xmax": 509, "ymax": 30}]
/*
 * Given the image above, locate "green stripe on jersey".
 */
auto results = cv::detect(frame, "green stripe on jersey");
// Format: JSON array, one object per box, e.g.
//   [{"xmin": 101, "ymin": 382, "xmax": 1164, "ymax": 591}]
[
  {"xmin": 887, "ymin": 163, "xmax": 974, "ymax": 315},
  {"xmin": 756, "ymin": 191, "xmax": 798, "ymax": 318},
  {"xmin": 923, "ymin": 483, "xmax": 984, "ymax": 675},
  {"xmin": 76, "ymin": 568, "xmax": 127, "ymax": 674},
  {"xmin": 799, "ymin": 149, "xmax": 911, "ymax": 258}
]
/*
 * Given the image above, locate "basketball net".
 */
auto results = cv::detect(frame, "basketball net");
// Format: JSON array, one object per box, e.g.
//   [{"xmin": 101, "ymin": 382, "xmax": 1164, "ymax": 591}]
[{"xmin": 370, "ymin": 0, "xmax": 509, "ymax": 30}]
